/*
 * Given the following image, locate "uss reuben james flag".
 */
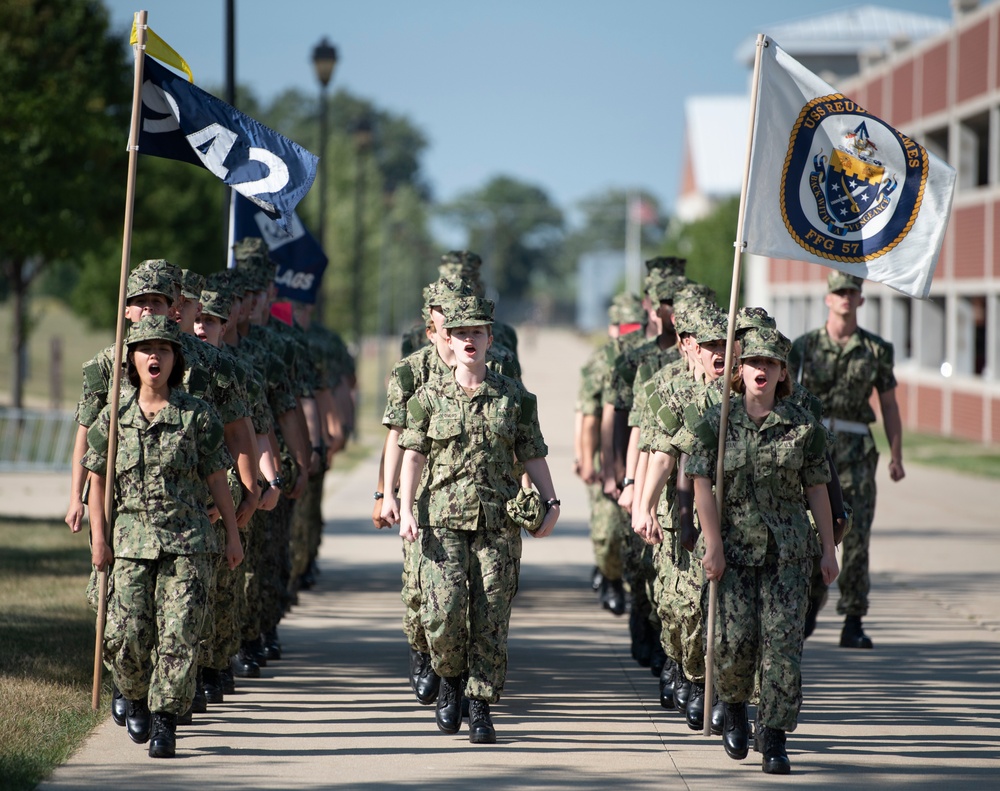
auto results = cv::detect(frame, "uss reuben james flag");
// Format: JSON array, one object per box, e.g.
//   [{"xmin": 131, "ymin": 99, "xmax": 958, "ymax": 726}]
[{"xmin": 742, "ymin": 37, "xmax": 955, "ymax": 299}]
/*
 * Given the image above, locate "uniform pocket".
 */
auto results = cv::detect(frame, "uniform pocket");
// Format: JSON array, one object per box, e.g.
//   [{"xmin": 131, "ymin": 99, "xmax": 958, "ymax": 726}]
[{"xmin": 723, "ymin": 444, "xmax": 747, "ymax": 472}]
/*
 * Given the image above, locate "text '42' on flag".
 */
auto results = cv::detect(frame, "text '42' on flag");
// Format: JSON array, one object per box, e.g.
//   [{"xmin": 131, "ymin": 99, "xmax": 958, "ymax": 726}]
[
  {"xmin": 138, "ymin": 56, "xmax": 317, "ymax": 232},
  {"xmin": 742, "ymin": 36, "xmax": 956, "ymax": 300}
]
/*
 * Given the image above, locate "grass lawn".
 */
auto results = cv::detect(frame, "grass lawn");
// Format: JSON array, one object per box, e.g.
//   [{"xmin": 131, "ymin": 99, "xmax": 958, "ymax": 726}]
[
  {"xmin": 0, "ymin": 521, "xmax": 107, "ymax": 791},
  {"xmin": 873, "ymin": 427, "xmax": 1000, "ymax": 479}
]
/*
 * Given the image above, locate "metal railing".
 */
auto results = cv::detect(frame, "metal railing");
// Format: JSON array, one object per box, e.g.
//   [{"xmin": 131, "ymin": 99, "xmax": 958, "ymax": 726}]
[{"xmin": 0, "ymin": 408, "xmax": 77, "ymax": 472}]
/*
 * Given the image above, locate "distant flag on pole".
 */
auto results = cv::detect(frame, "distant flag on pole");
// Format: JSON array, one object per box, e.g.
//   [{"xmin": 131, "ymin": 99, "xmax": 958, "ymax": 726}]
[
  {"xmin": 137, "ymin": 56, "xmax": 318, "ymax": 232},
  {"xmin": 233, "ymin": 193, "xmax": 328, "ymax": 304},
  {"xmin": 742, "ymin": 36, "xmax": 956, "ymax": 299},
  {"xmin": 629, "ymin": 195, "xmax": 658, "ymax": 226},
  {"xmin": 130, "ymin": 17, "xmax": 194, "ymax": 82}
]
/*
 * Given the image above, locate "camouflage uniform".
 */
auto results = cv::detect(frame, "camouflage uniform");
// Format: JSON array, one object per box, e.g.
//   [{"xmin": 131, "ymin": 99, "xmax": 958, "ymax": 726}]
[
  {"xmin": 788, "ymin": 307, "xmax": 896, "ymax": 618},
  {"xmin": 83, "ymin": 327, "xmax": 233, "ymax": 717},
  {"xmin": 673, "ymin": 332, "xmax": 830, "ymax": 732},
  {"xmin": 401, "ymin": 366, "xmax": 547, "ymax": 704}
]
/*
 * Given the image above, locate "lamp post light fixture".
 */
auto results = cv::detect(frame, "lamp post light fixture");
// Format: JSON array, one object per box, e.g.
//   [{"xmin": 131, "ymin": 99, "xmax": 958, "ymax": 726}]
[{"xmin": 311, "ymin": 37, "xmax": 338, "ymax": 324}]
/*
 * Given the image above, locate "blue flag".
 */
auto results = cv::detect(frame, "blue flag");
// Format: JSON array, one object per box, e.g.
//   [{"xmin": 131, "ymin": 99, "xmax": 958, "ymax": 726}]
[
  {"xmin": 233, "ymin": 194, "xmax": 328, "ymax": 304},
  {"xmin": 138, "ymin": 56, "xmax": 317, "ymax": 232}
]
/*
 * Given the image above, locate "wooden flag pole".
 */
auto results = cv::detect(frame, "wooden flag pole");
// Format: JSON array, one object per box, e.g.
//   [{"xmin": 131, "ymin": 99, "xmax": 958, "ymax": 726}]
[
  {"xmin": 703, "ymin": 32, "xmax": 766, "ymax": 737},
  {"xmin": 92, "ymin": 9, "xmax": 148, "ymax": 711}
]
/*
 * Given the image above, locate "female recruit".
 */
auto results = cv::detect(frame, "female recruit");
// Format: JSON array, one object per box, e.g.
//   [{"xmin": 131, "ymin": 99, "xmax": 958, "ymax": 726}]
[
  {"xmin": 673, "ymin": 327, "xmax": 838, "ymax": 775},
  {"xmin": 86, "ymin": 315, "xmax": 243, "ymax": 759},
  {"xmin": 397, "ymin": 296, "xmax": 559, "ymax": 744}
]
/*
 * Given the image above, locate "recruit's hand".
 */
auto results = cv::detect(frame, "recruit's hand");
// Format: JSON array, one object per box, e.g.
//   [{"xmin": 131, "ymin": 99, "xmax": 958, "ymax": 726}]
[
  {"xmin": 258, "ymin": 485, "xmax": 280, "ymax": 512},
  {"xmin": 635, "ymin": 511, "xmax": 663, "ymax": 545},
  {"xmin": 820, "ymin": 550, "xmax": 839, "ymax": 586},
  {"xmin": 617, "ymin": 484, "xmax": 633, "ymax": 514},
  {"xmin": 531, "ymin": 505, "xmax": 559, "ymax": 538},
  {"xmin": 399, "ymin": 512, "xmax": 419, "ymax": 543},
  {"xmin": 888, "ymin": 458, "xmax": 905, "ymax": 482},
  {"xmin": 290, "ymin": 471, "xmax": 308, "ymax": 499},
  {"xmin": 234, "ymin": 498, "xmax": 256, "ymax": 529},
  {"xmin": 91, "ymin": 539, "xmax": 113, "ymax": 572},
  {"xmin": 380, "ymin": 494, "xmax": 401, "ymax": 526},
  {"xmin": 602, "ymin": 475, "xmax": 621, "ymax": 502},
  {"xmin": 372, "ymin": 497, "xmax": 392, "ymax": 529},
  {"xmin": 207, "ymin": 505, "xmax": 221, "ymax": 524},
  {"xmin": 65, "ymin": 501, "xmax": 86, "ymax": 534},
  {"xmin": 702, "ymin": 541, "xmax": 726, "ymax": 582},
  {"xmin": 579, "ymin": 459, "xmax": 597, "ymax": 485},
  {"xmin": 225, "ymin": 534, "xmax": 245, "ymax": 570}
]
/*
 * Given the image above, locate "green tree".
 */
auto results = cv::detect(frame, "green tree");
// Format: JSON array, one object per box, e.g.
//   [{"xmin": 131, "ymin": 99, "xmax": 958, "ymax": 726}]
[
  {"xmin": 0, "ymin": 0, "xmax": 131, "ymax": 406},
  {"xmin": 438, "ymin": 176, "xmax": 564, "ymax": 302},
  {"xmin": 662, "ymin": 196, "xmax": 742, "ymax": 306}
]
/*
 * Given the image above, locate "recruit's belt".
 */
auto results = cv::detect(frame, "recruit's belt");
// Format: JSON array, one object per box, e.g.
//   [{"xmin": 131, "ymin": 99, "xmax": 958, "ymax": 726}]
[{"xmin": 822, "ymin": 417, "xmax": 870, "ymax": 435}]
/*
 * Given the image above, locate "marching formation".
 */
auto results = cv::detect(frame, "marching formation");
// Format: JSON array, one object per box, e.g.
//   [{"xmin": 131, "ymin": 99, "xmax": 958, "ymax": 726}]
[
  {"xmin": 63, "ymin": 243, "xmax": 902, "ymax": 773},
  {"xmin": 66, "ymin": 245, "xmax": 355, "ymax": 758},
  {"xmin": 574, "ymin": 258, "xmax": 903, "ymax": 774}
]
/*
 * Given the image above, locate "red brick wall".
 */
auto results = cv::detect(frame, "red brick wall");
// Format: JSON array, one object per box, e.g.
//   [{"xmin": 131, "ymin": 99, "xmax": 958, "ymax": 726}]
[
  {"xmin": 952, "ymin": 391, "xmax": 984, "ymax": 441},
  {"xmin": 958, "ymin": 20, "xmax": 990, "ymax": 103},
  {"xmin": 992, "ymin": 398, "xmax": 1000, "ymax": 444},
  {"xmin": 916, "ymin": 385, "xmax": 943, "ymax": 433},
  {"xmin": 867, "ymin": 78, "xmax": 885, "ymax": 120},
  {"xmin": 892, "ymin": 61, "xmax": 915, "ymax": 127},
  {"xmin": 922, "ymin": 43, "xmax": 949, "ymax": 116},
  {"xmin": 953, "ymin": 205, "xmax": 987, "ymax": 279}
]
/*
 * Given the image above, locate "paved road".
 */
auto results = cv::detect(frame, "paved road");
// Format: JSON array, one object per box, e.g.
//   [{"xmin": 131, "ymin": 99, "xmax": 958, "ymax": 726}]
[{"xmin": 33, "ymin": 328, "xmax": 1000, "ymax": 789}]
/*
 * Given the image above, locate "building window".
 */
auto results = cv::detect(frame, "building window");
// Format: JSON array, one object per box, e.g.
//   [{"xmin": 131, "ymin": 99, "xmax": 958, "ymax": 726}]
[
  {"xmin": 917, "ymin": 296, "xmax": 946, "ymax": 371},
  {"xmin": 924, "ymin": 126, "xmax": 950, "ymax": 164},
  {"xmin": 892, "ymin": 297, "xmax": 913, "ymax": 362},
  {"xmin": 957, "ymin": 111, "xmax": 989, "ymax": 190},
  {"xmin": 955, "ymin": 295, "xmax": 988, "ymax": 376}
]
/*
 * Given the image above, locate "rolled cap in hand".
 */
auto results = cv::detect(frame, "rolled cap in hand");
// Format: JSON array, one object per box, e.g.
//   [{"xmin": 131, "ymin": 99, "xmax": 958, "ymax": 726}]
[
  {"xmin": 827, "ymin": 271, "xmax": 864, "ymax": 292},
  {"xmin": 442, "ymin": 295, "xmax": 494, "ymax": 328},
  {"xmin": 126, "ymin": 314, "xmax": 183, "ymax": 348},
  {"xmin": 739, "ymin": 327, "xmax": 791, "ymax": 363}
]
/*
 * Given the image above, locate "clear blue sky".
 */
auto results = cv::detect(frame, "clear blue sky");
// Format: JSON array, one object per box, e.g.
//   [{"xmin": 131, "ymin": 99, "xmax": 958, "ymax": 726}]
[{"xmin": 102, "ymin": 1, "xmax": 952, "ymax": 221}]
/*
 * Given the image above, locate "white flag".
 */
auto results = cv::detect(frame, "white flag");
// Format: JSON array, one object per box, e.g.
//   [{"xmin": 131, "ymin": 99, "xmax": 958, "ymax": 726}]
[{"xmin": 742, "ymin": 36, "xmax": 956, "ymax": 299}]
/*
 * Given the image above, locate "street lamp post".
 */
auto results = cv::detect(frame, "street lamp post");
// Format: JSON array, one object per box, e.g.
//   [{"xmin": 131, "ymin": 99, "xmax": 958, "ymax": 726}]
[
  {"xmin": 312, "ymin": 37, "xmax": 338, "ymax": 325},
  {"xmin": 351, "ymin": 116, "xmax": 373, "ymax": 350}
]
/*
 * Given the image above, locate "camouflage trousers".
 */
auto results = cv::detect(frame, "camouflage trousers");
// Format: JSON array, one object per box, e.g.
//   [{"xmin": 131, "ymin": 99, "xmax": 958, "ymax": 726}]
[
  {"xmin": 419, "ymin": 525, "xmax": 522, "ymax": 703},
  {"xmin": 835, "ymin": 452, "xmax": 878, "ymax": 617},
  {"xmin": 588, "ymin": 483, "xmax": 624, "ymax": 580},
  {"xmin": 653, "ymin": 531, "xmax": 705, "ymax": 683},
  {"xmin": 241, "ymin": 510, "xmax": 266, "ymax": 641},
  {"xmin": 105, "ymin": 553, "xmax": 211, "ymax": 715},
  {"xmin": 290, "ymin": 467, "xmax": 325, "ymax": 590},
  {"xmin": 401, "ymin": 538, "xmax": 430, "ymax": 653},
  {"xmin": 618, "ymin": 514, "xmax": 655, "ymax": 626},
  {"xmin": 711, "ymin": 548, "xmax": 811, "ymax": 732},
  {"xmin": 260, "ymin": 497, "xmax": 292, "ymax": 633},
  {"xmin": 200, "ymin": 527, "xmax": 249, "ymax": 671}
]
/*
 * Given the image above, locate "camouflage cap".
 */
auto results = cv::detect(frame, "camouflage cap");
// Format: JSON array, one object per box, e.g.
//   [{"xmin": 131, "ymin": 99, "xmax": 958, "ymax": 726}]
[
  {"xmin": 442, "ymin": 295, "xmax": 495, "ymax": 329},
  {"xmin": 607, "ymin": 301, "xmax": 622, "ymax": 325},
  {"xmin": 673, "ymin": 298, "xmax": 709, "ymax": 336},
  {"xmin": 612, "ymin": 292, "xmax": 647, "ymax": 325},
  {"xmin": 126, "ymin": 314, "xmax": 183, "ymax": 348},
  {"xmin": 827, "ymin": 271, "xmax": 864, "ymax": 292},
  {"xmin": 440, "ymin": 250, "xmax": 482, "ymax": 271},
  {"xmin": 237, "ymin": 252, "xmax": 275, "ymax": 292},
  {"xmin": 739, "ymin": 327, "xmax": 791, "ymax": 363},
  {"xmin": 646, "ymin": 273, "xmax": 687, "ymax": 304},
  {"xmin": 233, "ymin": 236, "xmax": 270, "ymax": 262},
  {"xmin": 126, "ymin": 265, "xmax": 177, "ymax": 302},
  {"xmin": 425, "ymin": 276, "xmax": 475, "ymax": 307},
  {"xmin": 645, "ymin": 256, "xmax": 686, "ymax": 278},
  {"xmin": 735, "ymin": 306, "xmax": 776, "ymax": 335},
  {"xmin": 206, "ymin": 269, "xmax": 237, "ymax": 300},
  {"xmin": 180, "ymin": 269, "xmax": 205, "ymax": 300},
  {"xmin": 694, "ymin": 309, "xmax": 729, "ymax": 345},
  {"xmin": 199, "ymin": 289, "xmax": 232, "ymax": 320}
]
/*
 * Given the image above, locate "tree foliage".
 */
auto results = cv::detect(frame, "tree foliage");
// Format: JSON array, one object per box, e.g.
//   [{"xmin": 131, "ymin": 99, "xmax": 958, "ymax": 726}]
[
  {"xmin": 437, "ymin": 176, "xmax": 564, "ymax": 302},
  {"xmin": 661, "ymin": 196, "xmax": 741, "ymax": 306}
]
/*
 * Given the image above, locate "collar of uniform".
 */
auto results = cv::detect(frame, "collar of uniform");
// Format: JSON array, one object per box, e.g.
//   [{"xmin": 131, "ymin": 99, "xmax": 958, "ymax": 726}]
[
  {"xmin": 119, "ymin": 389, "xmax": 185, "ymax": 428},
  {"xmin": 823, "ymin": 325, "xmax": 863, "ymax": 355},
  {"xmin": 731, "ymin": 396, "xmax": 791, "ymax": 432},
  {"xmin": 448, "ymin": 368, "xmax": 501, "ymax": 399}
]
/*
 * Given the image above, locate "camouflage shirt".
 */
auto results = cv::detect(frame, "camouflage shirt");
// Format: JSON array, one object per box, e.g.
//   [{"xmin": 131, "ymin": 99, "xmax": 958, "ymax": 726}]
[
  {"xmin": 636, "ymin": 356, "xmax": 691, "ymax": 450},
  {"xmin": 82, "ymin": 388, "xmax": 232, "ymax": 559},
  {"xmin": 400, "ymin": 370, "xmax": 547, "ymax": 533},
  {"xmin": 608, "ymin": 335, "xmax": 679, "ymax": 412},
  {"xmin": 673, "ymin": 395, "xmax": 830, "ymax": 565}
]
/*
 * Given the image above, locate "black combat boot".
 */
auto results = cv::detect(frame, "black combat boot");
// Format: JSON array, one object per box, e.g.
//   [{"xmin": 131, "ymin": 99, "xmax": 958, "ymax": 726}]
[
  {"xmin": 232, "ymin": 642, "xmax": 261, "ymax": 678},
  {"xmin": 685, "ymin": 683, "xmax": 706, "ymax": 730},
  {"xmin": 247, "ymin": 635, "xmax": 268, "ymax": 666},
  {"xmin": 219, "ymin": 666, "xmax": 237, "ymax": 694},
  {"xmin": 840, "ymin": 615, "xmax": 874, "ymax": 649},
  {"xmin": 710, "ymin": 699, "xmax": 725, "ymax": 735},
  {"xmin": 605, "ymin": 578, "xmax": 626, "ymax": 616},
  {"xmin": 650, "ymin": 639, "xmax": 666, "ymax": 677},
  {"xmin": 468, "ymin": 699, "xmax": 496, "ymax": 744},
  {"xmin": 659, "ymin": 660, "xmax": 677, "ymax": 710},
  {"xmin": 435, "ymin": 676, "xmax": 463, "ymax": 734},
  {"xmin": 722, "ymin": 702, "xmax": 750, "ymax": 760},
  {"xmin": 759, "ymin": 725, "xmax": 791, "ymax": 774},
  {"xmin": 201, "ymin": 668, "xmax": 224, "ymax": 704},
  {"xmin": 673, "ymin": 669, "xmax": 691, "ymax": 711},
  {"xmin": 176, "ymin": 705, "xmax": 193, "ymax": 726},
  {"xmin": 125, "ymin": 697, "xmax": 151, "ymax": 744},
  {"xmin": 412, "ymin": 650, "xmax": 440, "ymax": 706},
  {"xmin": 148, "ymin": 712, "xmax": 177, "ymax": 758},
  {"xmin": 111, "ymin": 683, "xmax": 127, "ymax": 726},
  {"xmin": 263, "ymin": 627, "xmax": 282, "ymax": 661},
  {"xmin": 591, "ymin": 566, "xmax": 604, "ymax": 592},
  {"xmin": 191, "ymin": 668, "xmax": 207, "ymax": 713}
]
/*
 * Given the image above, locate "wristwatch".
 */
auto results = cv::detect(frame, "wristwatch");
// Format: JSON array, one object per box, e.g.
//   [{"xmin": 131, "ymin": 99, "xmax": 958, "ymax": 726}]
[
  {"xmin": 374, "ymin": 491, "xmax": 385, "ymax": 501},
  {"xmin": 269, "ymin": 477, "xmax": 283, "ymax": 489},
  {"xmin": 621, "ymin": 477, "xmax": 635, "ymax": 488},
  {"xmin": 544, "ymin": 498, "xmax": 561, "ymax": 512}
]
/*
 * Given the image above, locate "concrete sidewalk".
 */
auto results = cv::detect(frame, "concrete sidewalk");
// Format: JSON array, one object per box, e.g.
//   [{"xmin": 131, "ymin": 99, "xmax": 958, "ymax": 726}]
[{"xmin": 32, "ymin": 328, "xmax": 1000, "ymax": 789}]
